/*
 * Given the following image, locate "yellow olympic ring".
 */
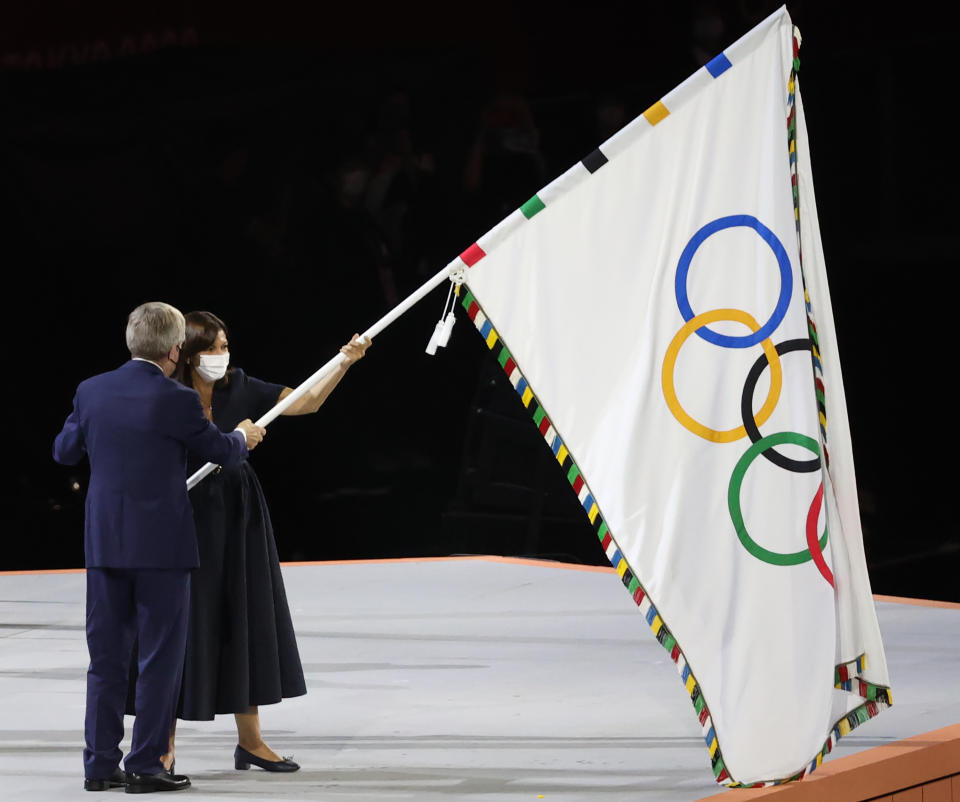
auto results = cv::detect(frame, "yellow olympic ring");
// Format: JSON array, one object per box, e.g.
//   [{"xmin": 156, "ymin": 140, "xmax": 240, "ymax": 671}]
[{"xmin": 662, "ymin": 309, "xmax": 783, "ymax": 443}]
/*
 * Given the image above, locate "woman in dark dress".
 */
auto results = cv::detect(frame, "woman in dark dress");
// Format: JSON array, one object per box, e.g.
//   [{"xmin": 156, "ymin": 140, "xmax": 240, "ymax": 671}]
[{"xmin": 170, "ymin": 310, "xmax": 370, "ymax": 771}]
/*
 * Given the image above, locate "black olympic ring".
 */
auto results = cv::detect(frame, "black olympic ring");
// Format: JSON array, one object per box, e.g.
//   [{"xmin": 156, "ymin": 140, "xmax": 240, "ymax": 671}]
[{"xmin": 740, "ymin": 338, "xmax": 821, "ymax": 473}]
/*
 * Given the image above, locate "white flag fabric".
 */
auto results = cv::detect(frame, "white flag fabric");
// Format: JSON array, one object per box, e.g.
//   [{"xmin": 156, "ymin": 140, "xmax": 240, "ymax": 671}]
[{"xmin": 447, "ymin": 5, "xmax": 891, "ymax": 787}]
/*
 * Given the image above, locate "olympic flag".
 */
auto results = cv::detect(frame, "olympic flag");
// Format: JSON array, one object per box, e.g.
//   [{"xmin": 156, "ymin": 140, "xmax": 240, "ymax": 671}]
[{"xmin": 448, "ymin": 6, "xmax": 891, "ymax": 787}]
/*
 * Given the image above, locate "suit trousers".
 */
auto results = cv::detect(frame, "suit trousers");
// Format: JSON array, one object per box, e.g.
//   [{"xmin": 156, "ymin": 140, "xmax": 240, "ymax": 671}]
[{"xmin": 84, "ymin": 567, "xmax": 190, "ymax": 778}]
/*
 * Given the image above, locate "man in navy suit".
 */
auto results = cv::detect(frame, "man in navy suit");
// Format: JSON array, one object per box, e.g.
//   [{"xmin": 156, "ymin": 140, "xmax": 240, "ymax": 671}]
[{"xmin": 54, "ymin": 302, "xmax": 266, "ymax": 793}]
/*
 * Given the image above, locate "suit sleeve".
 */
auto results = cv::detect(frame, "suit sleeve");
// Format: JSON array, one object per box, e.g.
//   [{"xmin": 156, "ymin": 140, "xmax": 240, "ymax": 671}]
[
  {"xmin": 53, "ymin": 393, "xmax": 87, "ymax": 465},
  {"xmin": 175, "ymin": 390, "xmax": 249, "ymax": 467}
]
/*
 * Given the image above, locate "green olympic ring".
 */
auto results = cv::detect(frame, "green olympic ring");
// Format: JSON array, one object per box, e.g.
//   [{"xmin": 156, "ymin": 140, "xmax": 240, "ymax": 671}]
[{"xmin": 728, "ymin": 431, "xmax": 826, "ymax": 566}]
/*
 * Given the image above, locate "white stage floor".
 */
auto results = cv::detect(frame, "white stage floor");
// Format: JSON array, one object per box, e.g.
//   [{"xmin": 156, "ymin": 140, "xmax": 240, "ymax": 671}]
[{"xmin": 0, "ymin": 557, "xmax": 957, "ymax": 801}]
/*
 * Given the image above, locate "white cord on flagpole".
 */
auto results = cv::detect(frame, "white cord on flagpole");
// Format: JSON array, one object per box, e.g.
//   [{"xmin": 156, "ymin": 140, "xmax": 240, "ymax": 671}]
[
  {"xmin": 186, "ymin": 260, "xmax": 461, "ymax": 490},
  {"xmin": 425, "ymin": 266, "xmax": 465, "ymax": 354},
  {"xmin": 425, "ymin": 277, "xmax": 456, "ymax": 355}
]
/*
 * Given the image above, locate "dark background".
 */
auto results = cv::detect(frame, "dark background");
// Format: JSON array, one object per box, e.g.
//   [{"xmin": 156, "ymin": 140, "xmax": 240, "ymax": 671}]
[{"xmin": 2, "ymin": 2, "xmax": 956, "ymax": 601}]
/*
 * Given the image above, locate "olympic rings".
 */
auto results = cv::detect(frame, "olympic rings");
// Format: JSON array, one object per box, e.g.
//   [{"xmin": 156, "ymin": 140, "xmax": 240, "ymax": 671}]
[
  {"xmin": 662, "ymin": 308, "xmax": 783, "ymax": 443},
  {"xmin": 741, "ymin": 338, "xmax": 821, "ymax": 473},
  {"xmin": 664, "ymin": 214, "xmax": 832, "ymax": 585},
  {"xmin": 727, "ymin": 432, "xmax": 827, "ymax": 566},
  {"xmin": 675, "ymin": 215, "xmax": 793, "ymax": 348}
]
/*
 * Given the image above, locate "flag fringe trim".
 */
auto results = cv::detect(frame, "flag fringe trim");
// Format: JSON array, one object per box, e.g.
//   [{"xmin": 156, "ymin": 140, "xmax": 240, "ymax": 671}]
[
  {"xmin": 788, "ymin": 30, "xmax": 830, "ymax": 459},
  {"xmin": 458, "ymin": 285, "xmax": 891, "ymax": 787},
  {"xmin": 834, "ymin": 653, "xmax": 893, "ymax": 702},
  {"xmin": 789, "ymin": 36, "xmax": 894, "ymax": 745}
]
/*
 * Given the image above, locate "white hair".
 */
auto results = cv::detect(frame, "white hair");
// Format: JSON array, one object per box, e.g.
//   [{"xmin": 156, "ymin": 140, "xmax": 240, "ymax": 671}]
[{"xmin": 125, "ymin": 302, "xmax": 186, "ymax": 359}]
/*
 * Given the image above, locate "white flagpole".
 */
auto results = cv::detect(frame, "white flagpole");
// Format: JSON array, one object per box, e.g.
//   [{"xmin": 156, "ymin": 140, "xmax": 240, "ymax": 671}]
[{"xmin": 186, "ymin": 261, "xmax": 459, "ymax": 490}]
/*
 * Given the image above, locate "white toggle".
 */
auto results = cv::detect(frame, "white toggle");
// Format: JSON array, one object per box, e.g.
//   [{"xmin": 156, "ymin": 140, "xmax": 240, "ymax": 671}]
[
  {"xmin": 425, "ymin": 320, "xmax": 444, "ymax": 355},
  {"xmin": 437, "ymin": 311, "xmax": 456, "ymax": 348},
  {"xmin": 426, "ymin": 278, "xmax": 459, "ymax": 356}
]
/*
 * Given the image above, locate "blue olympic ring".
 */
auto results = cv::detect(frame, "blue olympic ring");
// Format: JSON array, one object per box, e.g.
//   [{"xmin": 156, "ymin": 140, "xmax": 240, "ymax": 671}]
[{"xmin": 675, "ymin": 215, "xmax": 793, "ymax": 348}]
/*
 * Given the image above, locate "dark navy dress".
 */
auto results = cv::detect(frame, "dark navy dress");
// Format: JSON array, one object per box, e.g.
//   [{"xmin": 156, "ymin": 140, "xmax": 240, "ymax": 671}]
[{"xmin": 178, "ymin": 368, "xmax": 307, "ymax": 720}]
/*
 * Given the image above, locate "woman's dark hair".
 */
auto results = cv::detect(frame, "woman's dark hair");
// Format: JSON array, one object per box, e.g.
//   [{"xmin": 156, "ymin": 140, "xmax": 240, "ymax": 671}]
[{"xmin": 173, "ymin": 310, "xmax": 235, "ymax": 389}]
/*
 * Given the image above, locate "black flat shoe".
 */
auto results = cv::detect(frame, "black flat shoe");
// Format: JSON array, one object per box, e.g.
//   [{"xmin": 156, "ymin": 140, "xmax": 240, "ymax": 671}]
[
  {"xmin": 84, "ymin": 768, "xmax": 127, "ymax": 791},
  {"xmin": 234, "ymin": 744, "xmax": 300, "ymax": 772},
  {"xmin": 124, "ymin": 771, "xmax": 191, "ymax": 793}
]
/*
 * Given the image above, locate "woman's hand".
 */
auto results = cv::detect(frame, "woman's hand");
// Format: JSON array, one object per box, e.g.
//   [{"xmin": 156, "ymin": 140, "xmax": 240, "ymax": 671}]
[{"xmin": 340, "ymin": 334, "xmax": 371, "ymax": 366}]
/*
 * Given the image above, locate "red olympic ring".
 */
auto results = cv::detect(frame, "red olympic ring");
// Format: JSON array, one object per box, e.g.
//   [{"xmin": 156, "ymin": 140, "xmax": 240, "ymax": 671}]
[{"xmin": 805, "ymin": 483, "xmax": 834, "ymax": 587}]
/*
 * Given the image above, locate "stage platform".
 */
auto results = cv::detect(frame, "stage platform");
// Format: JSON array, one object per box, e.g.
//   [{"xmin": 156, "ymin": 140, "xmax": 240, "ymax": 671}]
[{"xmin": 0, "ymin": 556, "xmax": 957, "ymax": 801}]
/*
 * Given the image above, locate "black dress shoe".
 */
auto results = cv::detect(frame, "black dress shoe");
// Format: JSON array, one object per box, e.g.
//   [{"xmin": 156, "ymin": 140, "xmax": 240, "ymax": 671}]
[
  {"xmin": 84, "ymin": 768, "xmax": 127, "ymax": 791},
  {"xmin": 234, "ymin": 744, "xmax": 300, "ymax": 772},
  {"xmin": 124, "ymin": 771, "xmax": 190, "ymax": 793}
]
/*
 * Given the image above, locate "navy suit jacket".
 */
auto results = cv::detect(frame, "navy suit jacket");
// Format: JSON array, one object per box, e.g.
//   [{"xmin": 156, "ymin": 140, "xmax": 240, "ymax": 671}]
[{"xmin": 54, "ymin": 359, "xmax": 249, "ymax": 569}]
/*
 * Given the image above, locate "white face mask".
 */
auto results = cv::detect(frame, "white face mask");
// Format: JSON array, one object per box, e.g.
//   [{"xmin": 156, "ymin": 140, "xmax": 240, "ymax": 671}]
[{"xmin": 195, "ymin": 352, "xmax": 229, "ymax": 382}]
